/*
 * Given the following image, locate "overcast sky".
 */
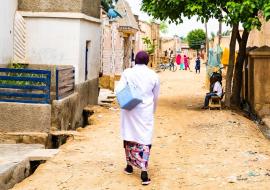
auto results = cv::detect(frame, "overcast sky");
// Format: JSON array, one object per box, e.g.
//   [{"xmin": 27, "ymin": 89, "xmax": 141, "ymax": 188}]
[{"xmin": 126, "ymin": 0, "xmax": 231, "ymax": 37}]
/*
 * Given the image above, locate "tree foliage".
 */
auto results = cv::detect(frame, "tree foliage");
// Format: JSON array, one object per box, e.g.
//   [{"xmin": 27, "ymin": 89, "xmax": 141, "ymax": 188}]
[
  {"xmin": 141, "ymin": 0, "xmax": 270, "ymax": 31},
  {"xmin": 142, "ymin": 37, "xmax": 156, "ymax": 54},
  {"xmin": 222, "ymin": 30, "xmax": 231, "ymax": 36},
  {"xmin": 187, "ymin": 29, "xmax": 206, "ymax": 50},
  {"xmin": 159, "ymin": 21, "xmax": 169, "ymax": 34}
]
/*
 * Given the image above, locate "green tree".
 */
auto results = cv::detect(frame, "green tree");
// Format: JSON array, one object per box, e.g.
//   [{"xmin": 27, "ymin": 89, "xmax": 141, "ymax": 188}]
[
  {"xmin": 159, "ymin": 21, "xmax": 168, "ymax": 34},
  {"xmin": 222, "ymin": 30, "xmax": 231, "ymax": 36},
  {"xmin": 186, "ymin": 29, "xmax": 206, "ymax": 51},
  {"xmin": 141, "ymin": 0, "xmax": 270, "ymax": 107},
  {"xmin": 142, "ymin": 37, "xmax": 156, "ymax": 54}
]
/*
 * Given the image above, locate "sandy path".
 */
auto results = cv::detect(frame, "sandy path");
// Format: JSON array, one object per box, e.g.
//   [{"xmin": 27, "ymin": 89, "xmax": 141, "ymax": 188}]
[{"xmin": 12, "ymin": 65, "xmax": 270, "ymax": 190}]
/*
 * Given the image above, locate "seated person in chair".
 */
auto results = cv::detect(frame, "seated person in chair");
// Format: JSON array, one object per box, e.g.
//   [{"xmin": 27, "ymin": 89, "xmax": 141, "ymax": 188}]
[{"xmin": 202, "ymin": 76, "xmax": 222, "ymax": 109}]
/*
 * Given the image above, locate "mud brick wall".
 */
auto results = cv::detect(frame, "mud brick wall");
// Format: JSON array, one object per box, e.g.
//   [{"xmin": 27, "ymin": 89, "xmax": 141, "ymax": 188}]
[{"xmin": 18, "ymin": 0, "xmax": 100, "ymax": 18}]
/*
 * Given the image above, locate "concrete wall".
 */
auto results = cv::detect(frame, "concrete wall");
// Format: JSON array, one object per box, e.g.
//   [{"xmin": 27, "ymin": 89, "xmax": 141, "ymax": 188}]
[
  {"xmin": 0, "ymin": 0, "xmax": 18, "ymax": 65},
  {"xmin": 100, "ymin": 20, "xmax": 124, "ymax": 90},
  {"xmin": 0, "ymin": 103, "xmax": 51, "ymax": 133},
  {"xmin": 78, "ymin": 20, "xmax": 101, "ymax": 82},
  {"xmin": 18, "ymin": 0, "xmax": 100, "ymax": 18},
  {"xmin": 247, "ymin": 47, "xmax": 270, "ymax": 118},
  {"xmin": 136, "ymin": 21, "xmax": 151, "ymax": 52},
  {"xmin": 52, "ymin": 78, "xmax": 99, "ymax": 130},
  {"xmin": 161, "ymin": 37, "xmax": 182, "ymax": 56},
  {"xmin": 25, "ymin": 17, "xmax": 80, "ymax": 68},
  {"xmin": 253, "ymin": 57, "xmax": 270, "ymax": 117},
  {"xmin": 101, "ymin": 21, "xmax": 124, "ymax": 76},
  {"xmin": 136, "ymin": 21, "xmax": 160, "ymax": 68},
  {"xmin": 24, "ymin": 16, "xmax": 101, "ymax": 84},
  {"xmin": 0, "ymin": 78, "xmax": 99, "ymax": 133}
]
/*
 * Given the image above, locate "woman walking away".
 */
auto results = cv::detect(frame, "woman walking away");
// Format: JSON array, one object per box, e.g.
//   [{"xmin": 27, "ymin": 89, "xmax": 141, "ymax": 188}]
[
  {"xmin": 116, "ymin": 51, "xmax": 160, "ymax": 185},
  {"xmin": 195, "ymin": 56, "xmax": 201, "ymax": 74}
]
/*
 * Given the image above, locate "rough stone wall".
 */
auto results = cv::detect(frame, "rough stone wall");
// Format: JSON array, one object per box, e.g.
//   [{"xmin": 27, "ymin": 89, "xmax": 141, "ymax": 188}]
[
  {"xmin": 81, "ymin": 0, "xmax": 100, "ymax": 19},
  {"xmin": 52, "ymin": 78, "xmax": 99, "ymax": 130},
  {"xmin": 18, "ymin": 0, "xmax": 100, "ymax": 18},
  {"xmin": 51, "ymin": 93, "xmax": 79, "ymax": 131},
  {"xmin": 0, "ymin": 103, "xmax": 51, "ymax": 133}
]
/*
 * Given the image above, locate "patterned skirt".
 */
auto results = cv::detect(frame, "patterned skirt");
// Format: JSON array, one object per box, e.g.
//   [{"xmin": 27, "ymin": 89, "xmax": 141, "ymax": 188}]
[{"xmin": 124, "ymin": 141, "xmax": 151, "ymax": 171}]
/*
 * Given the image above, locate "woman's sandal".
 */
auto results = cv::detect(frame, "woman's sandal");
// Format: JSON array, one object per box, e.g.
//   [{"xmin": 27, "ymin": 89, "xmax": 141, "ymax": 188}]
[
  {"xmin": 124, "ymin": 165, "xmax": 133, "ymax": 175},
  {"xmin": 141, "ymin": 171, "xmax": 151, "ymax": 185},
  {"xmin": 141, "ymin": 178, "xmax": 151, "ymax": 185}
]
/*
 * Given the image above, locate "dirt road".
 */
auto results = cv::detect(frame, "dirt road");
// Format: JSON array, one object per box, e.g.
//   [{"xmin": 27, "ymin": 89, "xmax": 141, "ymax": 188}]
[{"xmin": 13, "ymin": 65, "xmax": 270, "ymax": 190}]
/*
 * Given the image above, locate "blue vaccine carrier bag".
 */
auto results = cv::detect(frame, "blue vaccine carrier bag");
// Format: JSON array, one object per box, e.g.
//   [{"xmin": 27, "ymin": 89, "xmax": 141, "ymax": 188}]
[{"xmin": 116, "ymin": 82, "xmax": 142, "ymax": 111}]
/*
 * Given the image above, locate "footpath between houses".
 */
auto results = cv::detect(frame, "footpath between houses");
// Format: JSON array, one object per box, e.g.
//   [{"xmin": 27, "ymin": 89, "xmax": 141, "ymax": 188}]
[{"xmin": 10, "ymin": 67, "xmax": 270, "ymax": 190}]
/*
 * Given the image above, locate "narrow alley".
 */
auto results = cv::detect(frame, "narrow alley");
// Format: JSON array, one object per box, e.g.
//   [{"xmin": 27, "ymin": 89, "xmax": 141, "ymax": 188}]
[{"xmin": 12, "ymin": 66, "xmax": 270, "ymax": 190}]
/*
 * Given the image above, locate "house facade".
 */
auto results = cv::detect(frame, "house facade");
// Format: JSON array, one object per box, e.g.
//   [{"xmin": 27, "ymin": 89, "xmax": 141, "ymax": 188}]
[
  {"xmin": 135, "ymin": 20, "xmax": 160, "ymax": 68},
  {"xmin": 99, "ymin": 0, "xmax": 138, "ymax": 90},
  {"xmin": 18, "ymin": 0, "xmax": 101, "ymax": 85},
  {"xmin": 161, "ymin": 36, "xmax": 182, "ymax": 57},
  {"xmin": 0, "ymin": 0, "xmax": 102, "ymax": 133}
]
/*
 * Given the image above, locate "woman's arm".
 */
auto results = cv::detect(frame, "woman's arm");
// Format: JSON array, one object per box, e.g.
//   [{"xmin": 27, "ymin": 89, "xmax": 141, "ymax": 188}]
[{"xmin": 153, "ymin": 78, "xmax": 160, "ymax": 113}]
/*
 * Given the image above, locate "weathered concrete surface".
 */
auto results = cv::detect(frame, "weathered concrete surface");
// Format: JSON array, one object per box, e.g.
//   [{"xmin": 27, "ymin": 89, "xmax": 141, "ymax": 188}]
[
  {"xmin": 0, "ymin": 103, "xmax": 51, "ymax": 133},
  {"xmin": 74, "ymin": 78, "xmax": 99, "ymax": 127},
  {"xmin": 18, "ymin": 0, "xmax": 100, "ymax": 18},
  {"xmin": 0, "ymin": 159, "xmax": 30, "ymax": 190},
  {"xmin": 52, "ymin": 78, "xmax": 99, "ymax": 130},
  {"xmin": 0, "ymin": 144, "xmax": 44, "ymax": 190},
  {"xmin": 0, "ymin": 132, "xmax": 48, "ymax": 146},
  {"xmin": 27, "ymin": 149, "xmax": 59, "ymax": 161},
  {"xmin": 52, "ymin": 93, "xmax": 79, "ymax": 131}
]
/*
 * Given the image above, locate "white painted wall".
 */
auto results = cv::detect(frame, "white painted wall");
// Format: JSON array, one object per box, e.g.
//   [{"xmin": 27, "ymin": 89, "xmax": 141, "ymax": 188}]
[
  {"xmin": 0, "ymin": 0, "xmax": 18, "ymax": 64},
  {"xmin": 24, "ymin": 16, "xmax": 101, "ymax": 84},
  {"xmin": 25, "ymin": 18, "xmax": 80, "ymax": 66},
  {"xmin": 79, "ymin": 20, "xmax": 101, "ymax": 82}
]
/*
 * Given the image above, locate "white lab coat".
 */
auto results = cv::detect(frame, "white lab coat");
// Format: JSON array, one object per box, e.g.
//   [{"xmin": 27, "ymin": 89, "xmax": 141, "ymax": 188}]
[{"xmin": 116, "ymin": 64, "xmax": 160, "ymax": 145}]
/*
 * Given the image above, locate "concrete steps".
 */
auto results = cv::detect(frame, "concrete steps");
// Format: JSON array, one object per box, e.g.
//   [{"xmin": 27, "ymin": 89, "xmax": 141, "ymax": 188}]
[
  {"xmin": 27, "ymin": 149, "xmax": 59, "ymax": 161},
  {"xmin": 98, "ymin": 89, "xmax": 116, "ymax": 107}
]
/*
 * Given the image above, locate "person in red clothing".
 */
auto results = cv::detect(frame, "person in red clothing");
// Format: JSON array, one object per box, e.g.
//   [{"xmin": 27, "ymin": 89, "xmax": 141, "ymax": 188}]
[
  {"xmin": 176, "ymin": 53, "xmax": 181, "ymax": 70},
  {"xmin": 184, "ymin": 55, "xmax": 191, "ymax": 71}
]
